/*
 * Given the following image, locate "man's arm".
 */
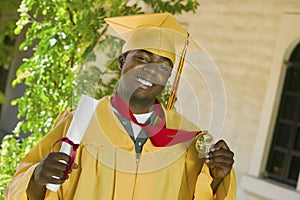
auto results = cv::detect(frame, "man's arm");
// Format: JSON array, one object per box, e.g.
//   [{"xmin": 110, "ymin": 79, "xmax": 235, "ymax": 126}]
[
  {"xmin": 26, "ymin": 173, "xmax": 47, "ymax": 200},
  {"xmin": 210, "ymin": 178, "xmax": 223, "ymax": 194},
  {"xmin": 193, "ymin": 153, "xmax": 236, "ymax": 199},
  {"xmin": 5, "ymin": 111, "xmax": 74, "ymax": 200}
]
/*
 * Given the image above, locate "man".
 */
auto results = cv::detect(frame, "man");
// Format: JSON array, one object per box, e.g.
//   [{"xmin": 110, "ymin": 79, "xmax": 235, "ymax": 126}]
[{"xmin": 5, "ymin": 13, "xmax": 236, "ymax": 199}]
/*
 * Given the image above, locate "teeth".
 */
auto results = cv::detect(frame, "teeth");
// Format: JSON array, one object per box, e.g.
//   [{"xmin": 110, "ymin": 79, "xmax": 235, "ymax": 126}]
[{"xmin": 136, "ymin": 77, "xmax": 153, "ymax": 87}]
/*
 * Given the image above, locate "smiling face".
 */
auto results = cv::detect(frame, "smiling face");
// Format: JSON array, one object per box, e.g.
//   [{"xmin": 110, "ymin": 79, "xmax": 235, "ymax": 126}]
[{"xmin": 117, "ymin": 49, "xmax": 173, "ymax": 110}]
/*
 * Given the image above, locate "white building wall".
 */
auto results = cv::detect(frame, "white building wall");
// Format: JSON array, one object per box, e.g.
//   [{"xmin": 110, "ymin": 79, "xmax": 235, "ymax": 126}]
[{"xmin": 178, "ymin": 0, "xmax": 300, "ymax": 199}]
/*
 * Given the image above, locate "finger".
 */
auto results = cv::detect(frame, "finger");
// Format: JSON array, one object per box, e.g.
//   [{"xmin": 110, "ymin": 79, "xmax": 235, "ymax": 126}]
[
  {"xmin": 34, "ymin": 165, "xmax": 65, "ymax": 185},
  {"xmin": 213, "ymin": 139, "xmax": 230, "ymax": 151},
  {"xmin": 206, "ymin": 150, "xmax": 234, "ymax": 164},
  {"xmin": 43, "ymin": 157, "xmax": 69, "ymax": 172},
  {"xmin": 206, "ymin": 152, "xmax": 234, "ymax": 163},
  {"xmin": 36, "ymin": 175, "xmax": 64, "ymax": 185},
  {"xmin": 40, "ymin": 174, "xmax": 66, "ymax": 185},
  {"xmin": 210, "ymin": 155, "xmax": 234, "ymax": 165},
  {"xmin": 45, "ymin": 152, "xmax": 73, "ymax": 171},
  {"xmin": 206, "ymin": 157, "xmax": 234, "ymax": 168},
  {"xmin": 205, "ymin": 156, "xmax": 234, "ymax": 176},
  {"xmin": 44, "ymin": 169, "xmax": 70, "ymax": 183},
  {"xmin": 43, "ymin": 165, "xmax": 66, "ymax": 178},
  {"xmin": 206, "ymin": 149, "xmax": 234, "ymax": 165},
  {"xmin": 48, "ymin": 152, "xmax": 71, "ymax": 163},
  {"xmin": 72, "ymin": 162, "xmax": 78, "ymax": 169},
  {"xmin": 205, "ymin": 161, "xmax": 233, "ymax": 173},
  {"xmin": 205, "ymin": 157, "xmax": 233, "ymax": 173},
  {"xmin": 67, "ymin": 162, "xmax": 79, "ymax": 174},
  {"xmin": 208, "ymin": 165, "xmax": 231, "ymax": 179},
  {"xmin": 208, "ymin": 148, "xmax": 234, "ymax": 160}
]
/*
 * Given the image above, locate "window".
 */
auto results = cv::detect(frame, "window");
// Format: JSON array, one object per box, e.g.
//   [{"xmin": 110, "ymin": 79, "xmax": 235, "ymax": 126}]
[{"xmin": 265, "ymin": 42, "xmax": 300, "ymax": 187}]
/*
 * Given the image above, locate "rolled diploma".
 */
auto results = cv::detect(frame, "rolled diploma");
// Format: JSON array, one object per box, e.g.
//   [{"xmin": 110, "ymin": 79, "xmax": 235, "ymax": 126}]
[{"xmin": 46, "ymin": 95, "xmax": 99, "ymax": 192}]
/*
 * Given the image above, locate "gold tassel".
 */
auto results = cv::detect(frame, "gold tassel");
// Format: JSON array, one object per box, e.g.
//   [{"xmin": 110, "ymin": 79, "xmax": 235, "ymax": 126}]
[{"xmin": 166, "ymin": 33, "xmax": 189, "ymax": 110}]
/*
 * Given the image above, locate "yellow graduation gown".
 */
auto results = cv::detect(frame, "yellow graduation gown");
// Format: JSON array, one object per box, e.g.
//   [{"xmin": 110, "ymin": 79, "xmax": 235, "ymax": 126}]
[{"xmin": 5, "ymin": 96, "xmax": 236, "ymax": 200}]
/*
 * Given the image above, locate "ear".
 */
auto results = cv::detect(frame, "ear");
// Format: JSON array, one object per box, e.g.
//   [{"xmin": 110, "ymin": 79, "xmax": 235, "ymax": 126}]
[{"xmin": 117, "ymin": 54, "xmax": 125, "ymax": 70}]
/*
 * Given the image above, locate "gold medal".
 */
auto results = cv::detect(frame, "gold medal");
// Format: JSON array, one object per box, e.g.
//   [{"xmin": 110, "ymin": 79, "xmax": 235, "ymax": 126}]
[{"xmin": 195, "ymin": 130, "xmax": 215, "ymax": 158}]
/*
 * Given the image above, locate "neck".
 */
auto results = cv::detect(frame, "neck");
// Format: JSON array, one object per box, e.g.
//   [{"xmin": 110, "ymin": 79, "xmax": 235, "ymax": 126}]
[
  {"xmin": 129, "ymin": 97, "xmax": 155, "ymax": 114},
  {"xmin": 116, "ymin": 91, "xmax": 155, "ymax": 114}
]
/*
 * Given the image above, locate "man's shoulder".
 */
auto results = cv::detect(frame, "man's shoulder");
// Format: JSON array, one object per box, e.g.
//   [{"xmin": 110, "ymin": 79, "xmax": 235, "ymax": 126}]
[{"xmin": 164, "ymin": 109, "xmax": 200, "ymax": 132}]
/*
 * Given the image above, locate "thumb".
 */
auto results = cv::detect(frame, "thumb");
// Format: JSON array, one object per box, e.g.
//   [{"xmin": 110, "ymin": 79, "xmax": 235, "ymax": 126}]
[{"xmin": 72, "ymin": 162, "xmax": 78, "ymax": 169}]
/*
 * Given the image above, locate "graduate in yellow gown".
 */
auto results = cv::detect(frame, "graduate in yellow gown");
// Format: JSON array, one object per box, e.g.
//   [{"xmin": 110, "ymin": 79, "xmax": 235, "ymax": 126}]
[{"xmin": 5, "ymin": 13, "xmax": 236, "ymax": 200}]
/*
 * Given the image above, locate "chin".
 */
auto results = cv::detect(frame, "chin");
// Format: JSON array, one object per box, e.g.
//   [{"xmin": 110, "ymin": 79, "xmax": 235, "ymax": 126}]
[
  {"xmin": 134, "ymin": 89, "xmax": 163, "ymax": 101},
  {"xmin": 130, "ymin": 91, "xmax": 155, "ymax": 102}
]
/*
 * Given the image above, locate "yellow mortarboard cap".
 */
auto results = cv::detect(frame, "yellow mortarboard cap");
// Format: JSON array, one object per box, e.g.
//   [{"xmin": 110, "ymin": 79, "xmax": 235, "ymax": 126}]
[
  {"xmin": 104, "ymin": 13, "xmax": 187, "ymax": 35},
  {"xmin": 104, "ymin": 13, "xmax": 190, "ymax": 64}
]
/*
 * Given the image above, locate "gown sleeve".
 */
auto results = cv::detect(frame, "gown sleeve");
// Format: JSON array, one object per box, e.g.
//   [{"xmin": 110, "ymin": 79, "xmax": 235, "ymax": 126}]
[
  {"xmin": 4, "ymin": 111, "xmax": 73, "ymax": 200},
  {"xmin": 194, "ymin": 164, "xmax": 236, "ymax": 200}
]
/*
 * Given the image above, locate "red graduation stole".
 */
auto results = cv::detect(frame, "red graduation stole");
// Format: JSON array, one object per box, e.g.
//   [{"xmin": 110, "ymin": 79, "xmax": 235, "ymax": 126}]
[{"xmin": 111, "ymin": 93, "xmax": 200, "ymax": 147}]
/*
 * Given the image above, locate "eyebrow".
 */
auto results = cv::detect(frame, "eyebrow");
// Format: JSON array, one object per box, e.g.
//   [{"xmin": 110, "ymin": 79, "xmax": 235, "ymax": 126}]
[{"xmin": 138, "ymin": 49, "xmax": 173, "ymax": 67}]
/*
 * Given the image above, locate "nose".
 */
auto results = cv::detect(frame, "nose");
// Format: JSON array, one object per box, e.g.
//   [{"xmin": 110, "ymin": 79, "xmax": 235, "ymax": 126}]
[{"xmin": 143, "ymin": 64, "xmax": 158, "ymax": 74}]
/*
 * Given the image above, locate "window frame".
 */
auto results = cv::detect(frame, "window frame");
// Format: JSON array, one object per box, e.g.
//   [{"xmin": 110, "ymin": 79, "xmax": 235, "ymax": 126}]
[{"xmin": 265, "ymin": 58, "xmax": 300, "ymax": 187}]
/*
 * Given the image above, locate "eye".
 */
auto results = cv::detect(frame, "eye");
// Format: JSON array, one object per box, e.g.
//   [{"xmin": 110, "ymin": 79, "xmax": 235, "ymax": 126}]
[
  {"xmin": 158, "ymin": 65, "xmax": 171, "ymax": 72},
  {"xmin": 136, "ymin": 56, "xmax": 149, "ymax": 63}
]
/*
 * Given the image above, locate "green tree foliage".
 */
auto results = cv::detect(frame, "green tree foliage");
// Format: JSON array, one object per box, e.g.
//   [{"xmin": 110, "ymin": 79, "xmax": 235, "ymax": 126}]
[
  {"xmin": 0, "ymin": 0, "xmax": 199, "ymax": 197},
  {"xmin": 0, "ymin": 0, "xmax": 20, "ymax": 68}
]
